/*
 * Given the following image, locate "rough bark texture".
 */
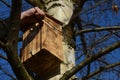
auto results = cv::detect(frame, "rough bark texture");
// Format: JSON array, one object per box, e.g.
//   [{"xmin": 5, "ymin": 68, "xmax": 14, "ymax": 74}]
[
  {"xmin": 45, "ymin": 1, "xmax": 76, "ymax": 80},
  {"xmin": 3, "ymin": 0, "xmax": 33, "ymax": 80}
]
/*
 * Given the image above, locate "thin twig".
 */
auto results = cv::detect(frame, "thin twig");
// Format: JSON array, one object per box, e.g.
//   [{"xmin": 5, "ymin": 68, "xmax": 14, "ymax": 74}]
[
  {"xmin": 1, "ymin": 0, "xmax": 11, "ymax": 8},
  {"xmin": 60, "ymin": 41, "xmax": 120, "ymax": 80},
  {"xmin": 81, "ymin": 62, "xmax": 120, "ymax": 80},
  {"xmin": 0, "ymin": 19, "xmax": 9, "ymax": 31},
  {"xmin": 0, "ymin": 66, "xmax": 16, "ymax": 80},
  {"xmin": 0, "ymin": 54, "xmax": 7, "ymax": 60},
  {"xmin": 76, "ymin": 26, "xmax": 120, "ymax": 35}
]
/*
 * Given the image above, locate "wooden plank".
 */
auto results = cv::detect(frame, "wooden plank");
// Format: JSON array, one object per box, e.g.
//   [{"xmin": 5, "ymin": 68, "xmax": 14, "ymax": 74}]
[
  {"xmin": 42, "ymin": 16, "xmax": 63, "ymax": 61},
  {"xmin": 20, "ymin": 15, "xmax": 64, "ymax": 78}
]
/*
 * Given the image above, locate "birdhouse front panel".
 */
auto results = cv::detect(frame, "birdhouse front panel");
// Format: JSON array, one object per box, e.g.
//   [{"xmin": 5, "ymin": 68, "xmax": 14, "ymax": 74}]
[{"xmin": 20, "ymin": 14, "xmax": 64, "ymax": 78}]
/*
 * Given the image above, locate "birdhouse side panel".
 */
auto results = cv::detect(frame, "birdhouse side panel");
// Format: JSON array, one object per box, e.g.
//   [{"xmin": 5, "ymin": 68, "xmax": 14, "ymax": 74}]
[
  {"xmin": 41, "ymin": 16, "xmax": 63, "ymax": 61},
  {"xmin": 21, "ymin": 27, "xmax": 41, "ymax": 62}
]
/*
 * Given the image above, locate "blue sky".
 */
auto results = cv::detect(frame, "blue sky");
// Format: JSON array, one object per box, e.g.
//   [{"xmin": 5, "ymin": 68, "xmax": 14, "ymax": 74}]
[{"xmin": 0, "ymin": 0, "xmax": 120, "ymax": 80}]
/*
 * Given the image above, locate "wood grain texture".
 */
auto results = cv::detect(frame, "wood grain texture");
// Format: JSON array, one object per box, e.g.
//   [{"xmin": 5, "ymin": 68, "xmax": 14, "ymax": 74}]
[{"xmin": 20, "ymin": 15, "xmax": 63, "ymax": 79}]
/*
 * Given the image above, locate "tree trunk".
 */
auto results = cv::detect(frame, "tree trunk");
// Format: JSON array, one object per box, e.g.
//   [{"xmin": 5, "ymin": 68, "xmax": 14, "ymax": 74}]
[{"xmin": 44, "ymin": 1, "xmax": 76, "ymax": 80}]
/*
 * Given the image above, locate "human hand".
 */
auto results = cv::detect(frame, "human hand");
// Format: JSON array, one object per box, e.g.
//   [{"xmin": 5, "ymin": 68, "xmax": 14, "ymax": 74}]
[{"xmin": 21, "ymin": 7, "xmax": 45, "ymax": 29}]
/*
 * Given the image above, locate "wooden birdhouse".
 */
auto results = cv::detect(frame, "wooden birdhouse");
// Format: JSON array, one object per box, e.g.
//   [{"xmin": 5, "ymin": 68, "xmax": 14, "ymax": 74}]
[{"xmin": 20, "ymin": 14, "xmax": 64, "ymax": 79}]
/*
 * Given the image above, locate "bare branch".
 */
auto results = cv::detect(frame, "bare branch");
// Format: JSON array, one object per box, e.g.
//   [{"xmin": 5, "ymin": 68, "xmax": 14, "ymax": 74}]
[
  {"xmin": 81, "ymin": 0, "xmax": 108, "ymax": 14},
  {"xmin": 76, "ymin": 27, "xmax": 120, "ymax": 35},
  {"xmin": 0, "ymin": 66, "xmax": 16, "ymax": 80},
  {"xmin": 0, "ymin": 19, "xmax": 9, "ymax": 31},
  {"xmin": 1, "ymin": 0, "xmax": 11, "ymax": 8},
  {"xmin": 60, "ymin": 41, "xmax": 120, "ymax": 80},
  {"xmin": 83, "ymin": 23, "xmax": 120, "ymax": 38},
  {"xmin": 97, "ymin": 58, "xmax": 109, "ymax": 65},
  {"xmin": 0, "ymin": 40, "xmax": 5, "ymax": 48},
  {"xmin": 89, "ymin": 30, "xmax": 119, "ymax": 51},
  {"xmin": 81, "ymin": 62, "xmax": 120, "ymax": 80},
  {"xmin": 2, "ymin": 0, "xmax": 33, "ymax": 80},
  {"xmin": 70, "ymin": 0, "xmax": 108, "ymax": 24},
  {"xmin": 8, "ymin": 0, "xmax": 22, "ymax": 44},
  {"xmin": 0, "ymin": 54, "xmax": 7, "ymax": 60},
  {"xmin": 69, "ymin": 0, "xmax": 87, "ymax": 24}
]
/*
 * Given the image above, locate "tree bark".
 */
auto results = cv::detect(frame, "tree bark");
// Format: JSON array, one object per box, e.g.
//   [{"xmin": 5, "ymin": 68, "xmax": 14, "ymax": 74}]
[{"xmin": 3, "ymin": 0, "xmax": 33, "ymax": 80}]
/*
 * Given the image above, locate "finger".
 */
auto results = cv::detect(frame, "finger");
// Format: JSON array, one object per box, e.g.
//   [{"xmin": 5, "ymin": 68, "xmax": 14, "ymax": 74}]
[{"xmin": 34, "ymin": 7, "xmax": 45, "ymax": 16}]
